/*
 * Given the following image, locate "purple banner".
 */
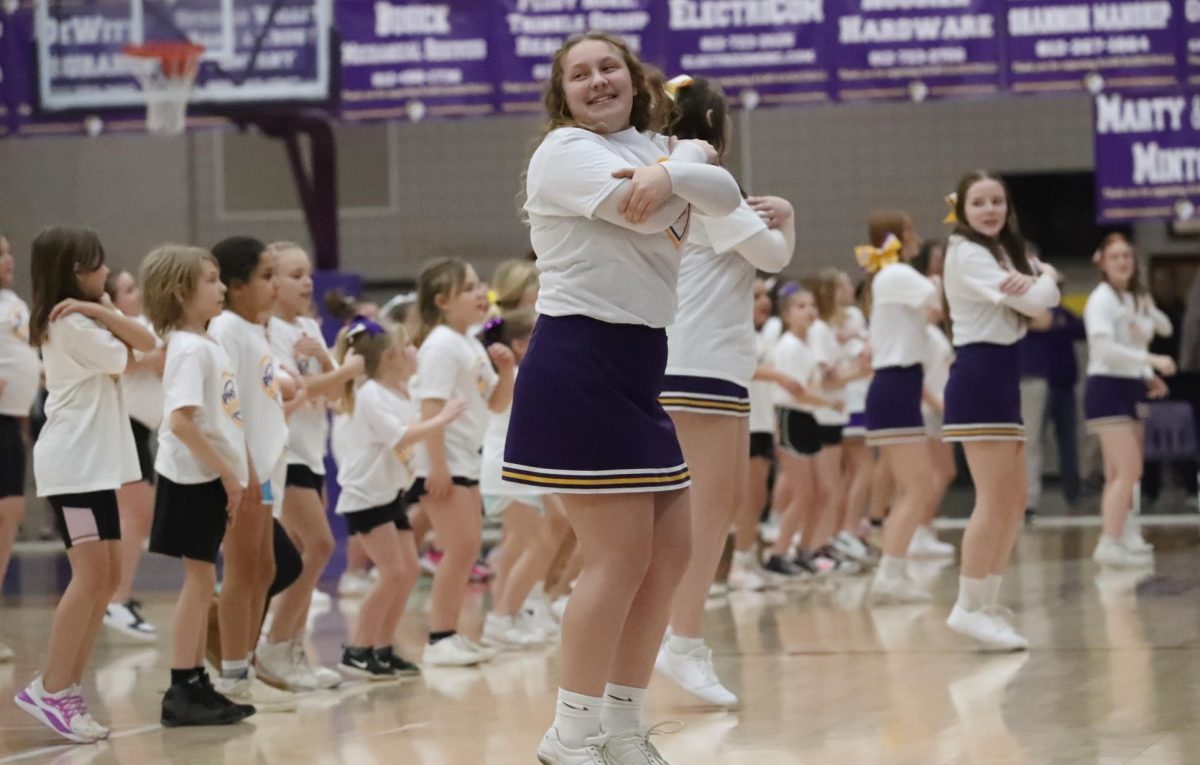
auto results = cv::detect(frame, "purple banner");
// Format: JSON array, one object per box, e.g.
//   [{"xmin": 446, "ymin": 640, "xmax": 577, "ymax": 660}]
[
  {"xmin": 1006, "ymin": 0, "xmax": 1181, "ymax": 94},
  {"xmin": 662, "ymin": 0, "xmax": 833, "ymax": 107},
  {"xmin": 337, "ymin": 0, "xmax": 495, "ymax": 122},
  {"xmin": 836, "ymin": 0, "xmax": 1003, "ymax": 101},
  {"xmin": 1186, "ymin": 8, "xmax": 1200, "ymax": 86},
  {"xmin": 494, "ymin": 0, "xmax": 658, "ymax": 115},
  {"xmin": 1093, "ymin": 90, "xmax": 1200, "ymax": 222}
]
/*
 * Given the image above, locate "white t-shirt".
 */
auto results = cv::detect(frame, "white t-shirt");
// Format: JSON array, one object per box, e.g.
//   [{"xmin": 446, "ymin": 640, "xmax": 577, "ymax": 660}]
[
  {"xmin": 841, "ymin": 307, "xmax": 871, "ymax": 414},
  {"xmin": 268, "ymin": 315, "xmax": 331, "ymax": 474},
  {"xmin": 808, "ymin": 319, "xmax": 849, "ymax": 426},
  {"xmin": 208, "ymin": 311, "xmax": 288, "ymax": 476},
  {"xmin": 122, "ymin": 315, "xmax": 165, "ymax": 429},
  {"xmin": 665, "ymin": 200, "xmax": 768, "ymax": 387},
  {"xmin": 33, "ymin": 313, "xmax": 140, "ymax": 496},
  {"xmin": 944, "ymin": 235, "xmax": 1060, "ymax": 346},
  {"xmin": 155, "ymin": 330, "xmax": 249, "ymax": 487},
  {"xmin": 771, "ymin": 330, "xmax": 819, "ymax": 413},
  {"xmin": 413, "ymin": 325, "xmax": 498, "ymax": 480},
  {"xmin": 922, "ymin": 324, "xmax": 954, "ymax": 415},
  {"xmin": 1084, "ymin": 282, "xmax": 1165, "ymax": 379},
  {"xmin": 335, "ymin": 380, "xmax": 417, "ymax": 514},
  {"xmin": 525, "ymin": 127, "xmax": 692, "ymax": 328},
  {"xmin": 870, "ymin": 263, "xmax": 937, "ymax": 369},
  {"xmin": 480, "ymin": 367, "xmax": 545, "ymax": 497},
  {"xmin": 0, "ymin": 289, "xmax": 40, "ymax": 417},
  {"xmin": 749, "ymin": 317, "xmax": 783, "ymax": 433}
]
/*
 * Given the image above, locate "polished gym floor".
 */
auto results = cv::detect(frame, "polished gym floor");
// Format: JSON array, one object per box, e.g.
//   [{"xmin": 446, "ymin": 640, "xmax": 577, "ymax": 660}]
[{"xmin": 1, "ymin": 524, "xmax": 1198, "ymax": 765}]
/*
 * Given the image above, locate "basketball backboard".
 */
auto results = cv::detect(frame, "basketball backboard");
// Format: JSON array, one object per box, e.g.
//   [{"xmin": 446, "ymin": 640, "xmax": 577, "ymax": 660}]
[{"xmin": 34, "ymin": 0, "xmax": 334, "ymax": 111}]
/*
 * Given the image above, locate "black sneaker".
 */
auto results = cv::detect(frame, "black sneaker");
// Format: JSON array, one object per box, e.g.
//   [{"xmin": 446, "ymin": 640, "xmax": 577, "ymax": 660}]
[
  {"xmin": 340, "ymin": 647, "xmax": 396, "ymax": 681},
  {"xmin": 162, "ymin": 678, "xmax": 245, "ymax": 727},
  {"xmin": 198, "ymin": 672, "xmax": 255, "ymax": 721},
  {"xmin": 374, "ymin": 647, "xmax": 421, "ymax": 677},
  {"xmin": 763, "ymin": 554, "xmax": 804, "ymax": 578},
  {"xmin": 791, "ymin": 550, "xmax": 821, "ymax": 576}
]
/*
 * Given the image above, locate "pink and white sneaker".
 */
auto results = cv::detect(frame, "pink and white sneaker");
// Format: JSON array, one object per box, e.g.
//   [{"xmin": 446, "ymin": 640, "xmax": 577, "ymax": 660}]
[
  {"xmin": 69, "ymin": 685, "xmax": 110, "ymax": 740},
  {"xmin": 14, "ymin": 677, "xmax": 100, "ymax": 743}
]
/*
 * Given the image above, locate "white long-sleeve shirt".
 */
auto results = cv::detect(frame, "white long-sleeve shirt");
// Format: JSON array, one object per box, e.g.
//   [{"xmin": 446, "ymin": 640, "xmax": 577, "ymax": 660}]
[
  {"xmin": 944, "ymin": 235, "xmax": 1060, "ymax": 346},
  {"xmin": 1085, "ymin": 282, "xmax": 1172, "ymax": 379}
]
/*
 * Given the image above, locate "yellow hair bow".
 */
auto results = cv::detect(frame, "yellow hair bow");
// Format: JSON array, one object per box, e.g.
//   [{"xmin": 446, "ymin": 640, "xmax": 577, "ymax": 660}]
[
  {"xmin": 487, "ymin": 290, "xmax": 499, "ymax": 306},
  {"xmin": 664, "ymin": 75, "xmax": 694, "ymax": 101},
  {"xmin": 943, "ymin": 193, "xmax": 958, "ymax": 224},
  {"xmin": 855, "ymin": 234, "xmax": 902, "ymax": 274}
]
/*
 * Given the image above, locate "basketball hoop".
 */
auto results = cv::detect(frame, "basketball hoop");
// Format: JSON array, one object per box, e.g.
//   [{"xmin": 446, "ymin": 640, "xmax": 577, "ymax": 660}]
[{"xmin": 122, "ymin": 42, "xmax": 204, "ymax": 136}]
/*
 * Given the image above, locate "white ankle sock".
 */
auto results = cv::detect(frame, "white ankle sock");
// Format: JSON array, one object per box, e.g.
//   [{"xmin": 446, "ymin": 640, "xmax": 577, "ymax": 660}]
[
  {"xmin": 221, "ymin": 658, "xmax": 249, "ymax": 680},
  {"xmin": 667, "ymin": 634, "xmax": 704, "ymax": 654},
  {"xmin": 879, "ymin": 555, "xmax": 907, "ymax": 580},
  {"xmin": 554, "ymin": 689, "xmax": 603, "ymax": 748},
  {"xmin": 984, "ymin": 574, "xmax": 1003, "ymax": 606},
  {"xmin": 956, "ymin": 576, "xmax": 989, "ymax": 611},
  {"xmin": 601, "ymin": 683, "xmax": 646, "ymax": 735},
  {"xmin": 733, "ymin": 550, "xmax": 756, "ymax": 566}
]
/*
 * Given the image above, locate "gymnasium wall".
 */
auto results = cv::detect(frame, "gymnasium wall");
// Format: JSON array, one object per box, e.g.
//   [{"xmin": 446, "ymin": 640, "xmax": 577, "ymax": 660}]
[{"xmin": 0, "ymin": 91, "xmax": 1192, "ymax": 295}]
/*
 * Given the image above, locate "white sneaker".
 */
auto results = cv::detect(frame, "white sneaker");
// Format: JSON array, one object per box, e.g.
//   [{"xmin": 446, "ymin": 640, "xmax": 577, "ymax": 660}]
[
  {"xmin": 980, "ymin": 605, "xmax": 1028, "ymax": 650},
  {"xmin": 255, "ymin": 639, "xmax": 309, "ymax": 690},
  {"xmin": 654, "ymin": 641, "xmax": 738, "ymax": 707},
  {"xmin": 423, "ymin": 634, "xmax": 486, "ymax": 667},
  {"xmin": 726, "ymin": 565, "xmax": 766, "ymax": 592},
  {"xmin": 758, "ymin": 518, "xmax": 781, "ymax": 545},
  {"xmin": 337, "ymin": 570, "xmax": 372, "ymax": 598},
  {"xmin": 291, "ymin": 640, "xmax": 341, "ymax": 690},
  {"xmin": 1120, "ymin": 522, "xmax": 1154, "ymax": 555},
  {"xmin": 869, "ymin": 573, "xmax": 933, "ymax": 605},
  {"xmin": 523, "ymin": 595, "xmax": 560, "ymax": 638},
  {"xmin": 483, "ymin": 613, "xmax": 545, "ymax": 650},
  {"xmin": 1093, "ymin": 535, "xmax": 1154, "ymax": 569},
  {"xmin": 102, "ymin": 600, "xmax": 157, "ymax": 642},
  {"xmin": 604, "ymin": 722, "xmax": 681, "ymax": 765},
  {"xmin": 833, "ymin": 532, "xmax": 874, "ymax": 564},
  {"xmin": 14, "ymin": 676, "xmax": 99, "ymax": 743},
  {"xmin": 215, "ymin": 675, "xmax": 298, "ymax": 712},
  {"xmin": 908, "ymin": 527, "xmax": 956, "ymax": 559},
  {"xmin": 70, "ymin": 686, "xmax": 109, "ymax": 740},
  {"xmin": 946, "ymin": 604, "xmax": 1027, "ymax": 651},
  {"xmin": 0, "ymin": 640, "xmax": 13, "ymax": 662},
  {"xmin": 707, "ymin": 582, "xmax": 729, "ymax": 598},
  {"xmin": 537, "ymin": 727, "xmax": 609, "ymax": 765}
]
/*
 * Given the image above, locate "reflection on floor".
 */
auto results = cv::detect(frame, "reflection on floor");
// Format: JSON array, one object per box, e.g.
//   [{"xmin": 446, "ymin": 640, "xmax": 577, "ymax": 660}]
[{"xmin": 1, "ymin": 525, "xmax": 1198, "ymax": 764}]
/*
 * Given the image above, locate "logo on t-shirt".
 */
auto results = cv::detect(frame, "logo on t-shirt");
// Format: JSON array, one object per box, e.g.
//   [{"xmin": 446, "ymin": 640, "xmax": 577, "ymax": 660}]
[
  {"xmin": 221, "ymin": 372, "xmax": 243, "ymax": 424},
  {"xmin": 397, "ymin": 444, "xmax": 417, "ymax": 475},
  {"xmin": 260, "ymin": 355, "xmax": 281, "ymax": 402},
  {"xmin": 666, "ymin": 205, "xmax": 691, "ymax": 250}
]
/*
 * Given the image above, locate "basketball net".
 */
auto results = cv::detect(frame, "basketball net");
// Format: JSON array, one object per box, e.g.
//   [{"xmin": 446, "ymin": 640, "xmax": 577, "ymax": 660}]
[{"xmin": 123, "ymin": 42, "xmax": 204, "ymax": 136}]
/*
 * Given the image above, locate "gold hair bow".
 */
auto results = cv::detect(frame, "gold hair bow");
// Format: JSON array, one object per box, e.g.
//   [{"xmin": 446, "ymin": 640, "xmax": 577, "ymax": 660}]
[
  {"xmin": 664, "ymin": 75, "xmax": 694, "ymax": 101},
  {"xmin": 487, "ymin": 289, "xmax": 499, "ymax": 306},
  {"xmin": 855, "ymin": 234, "xmax": 902, "ymax": 274},
  {"xmin": 943, "ymin": 193, "xmax": 958, "ymax": 224}
]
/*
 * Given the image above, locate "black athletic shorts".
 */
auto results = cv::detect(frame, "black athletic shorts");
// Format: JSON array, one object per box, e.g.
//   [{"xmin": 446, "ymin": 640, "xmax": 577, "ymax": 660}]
[
  {"xmin": 285, "ymin": 464, "xmax": 325, "ymax": 495},
  {"xmin": 344, "ymin": 493, "xmax": 411, "ymax": 535},
  {"xmin": 130, "ymin": 419, "xmax": 156, "ymax": 486},
  {"xmin": 777, "ymin": 408, "xmax": 821, "ymax": 457},
  {"xmin": 0, "ymin": 415, "xmax": 25, "ymax": 499},
  {"xmin": 749, "ymin": 432, "xmax": 775, "ymax": 460},
  {"xmin": 817, "ymin": 425, "xmax": 844, "ymax": 447},
  {"xmin": 403, "ymin": 476, "xmax": 479, "ymax": 504},
  {"xmin": 49, "ymin": 490, "xmax": 121, "ymax": 549},
  {"xmin": 149, "ymin": 476, "xmax": 229, "ymax": 563}
]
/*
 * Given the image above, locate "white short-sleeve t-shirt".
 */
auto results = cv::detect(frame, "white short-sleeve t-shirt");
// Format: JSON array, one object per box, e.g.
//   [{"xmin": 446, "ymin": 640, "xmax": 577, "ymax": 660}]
[
  {"xmin": 208, "ymin": 311, "xmax": 288, "ymax": 475},
  {"xmin": 122, "ymin": 315, "xmax": 165, "ymax": 429},
  {"xmin": 841, "ymin": 307, "xmax": 871, "ymax": 414},
  {"xmin": 666, "ymin": 200, "xmax": 766, "ymax": 388},
  {"xmin": 268, "ymin": 315, "xmax": 331, "ymax": 474},
  {"xmin": 808, "ymin": 319, "xmax": 849, "ymax": 426},
  {"xmin": 0, "ymin": 289, "xmax": 40, "ymax": 417},
  {"xmin": 413, "ymin": 325, "xmax": 498, "ymax": 480},
  {"xmin": 749, "ymin": 316, "xmax": 783, "ymax": 433},
  {"xmin": 771, "ymin": 331, "xmax": 818, "ymax": 413},
  {"xmin": 33, "ymin": 312, "xmax": 140, "ymax": 496},
  {"xmin": 870, "ymin": 263, "xmax": 937, "ymax": 369},
  {"xmin": 526, "ymin": 127, "xmax": 692, "ymax": 328},
  {"xmin": 480, "ymin": 367, "xmax": 545, "ymax": 497},
  {"xmin": 155, "ymin": 330, "xmax": 249, "ymax": 487},
  {"xmin": 335, "ymin": 380, "xmax": 417, "ymax": 514}
]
